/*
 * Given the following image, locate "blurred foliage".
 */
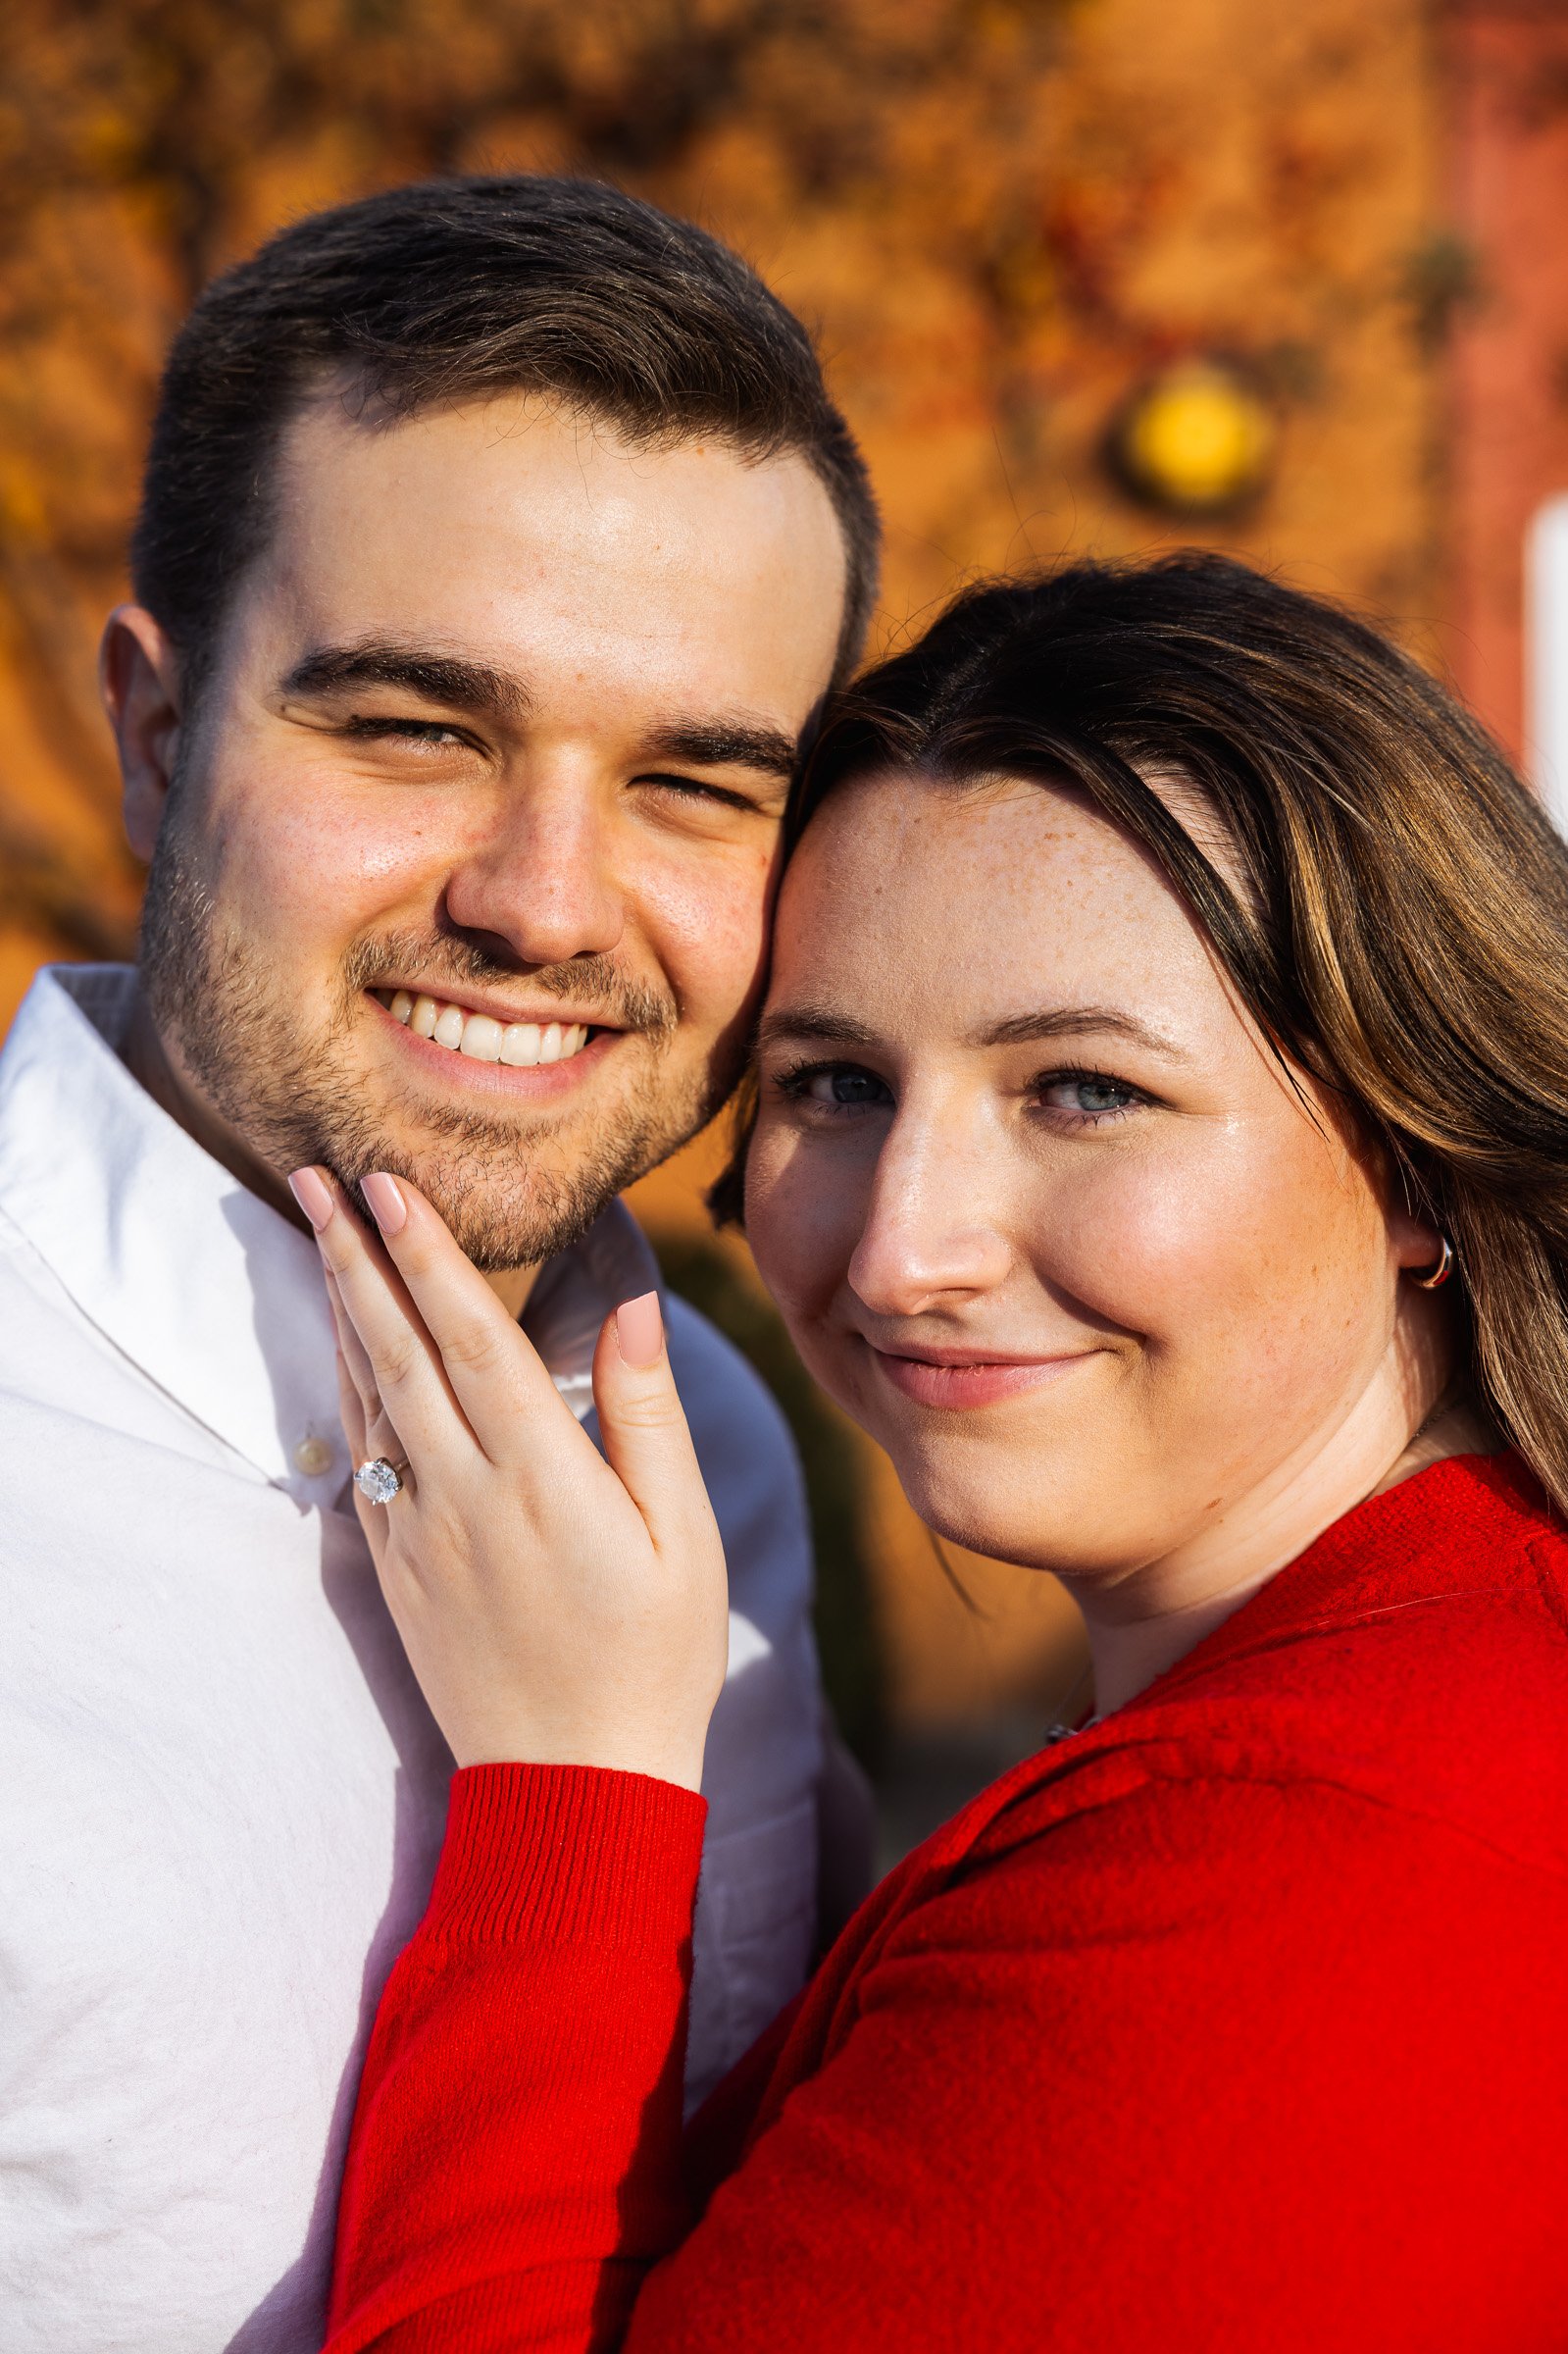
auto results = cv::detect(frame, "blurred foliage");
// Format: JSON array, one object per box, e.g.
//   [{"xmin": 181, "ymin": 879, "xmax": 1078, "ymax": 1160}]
[
  {"xmin": 0, "ymin": 0, "xmax": 1073, "ymax": 294},
  {"xmin": 0, "ymin": 0, "xmax": 1076, "ymax": 967},
  {"xmin": 653, "ymin": 1231, "xmax": 887, "ymax": 1769},
  {"xmin": 1400, "ymin": 228, "xmax": 1485, "ymax": 354}
]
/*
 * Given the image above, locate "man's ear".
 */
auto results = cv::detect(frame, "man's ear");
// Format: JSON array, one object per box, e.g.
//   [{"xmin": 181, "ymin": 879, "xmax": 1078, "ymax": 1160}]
[{"xmin": 100, "ymin": 605, "xmax": 186, "ymax": 862}]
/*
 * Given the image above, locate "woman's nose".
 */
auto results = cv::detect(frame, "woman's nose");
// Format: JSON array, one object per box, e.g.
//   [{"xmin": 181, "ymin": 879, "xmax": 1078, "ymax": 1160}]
[
  {"xmin": 444, "ymin": 779, "xmax": 625, "ymax": 966},
  {"xmin": 846, "ymin": 1131, "xmax": 1012, "ymax": 1317}
]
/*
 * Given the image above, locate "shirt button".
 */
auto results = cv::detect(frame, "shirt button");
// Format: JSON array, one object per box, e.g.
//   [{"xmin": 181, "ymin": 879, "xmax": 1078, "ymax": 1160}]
[{"xmin": 293, "ymin": 1435, "xmax": 335, "ymax": 1478}]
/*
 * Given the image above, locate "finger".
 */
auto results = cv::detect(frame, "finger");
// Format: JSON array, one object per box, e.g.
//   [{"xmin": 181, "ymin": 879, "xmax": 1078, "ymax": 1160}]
[
  {"xmin": 333, "ymin": 1345, "xmax": 370, "ymax": 1469},
  {"xmin": 325, "ymin": 1265, "xmax": 404, "ymax": 1476},
  {"xmin": 333, "ymin": 1348, "xmax": 396, "ymax": 1546},
  {"xmin": 290, "ymin": 1167, "xmax": 473, "ymax": 1468},
  {"xmin": 589, "ymin": 1294, "xmax": 715, "ymax": 1557},
  {"xmin": 324, "ymin": 1267, "xmax": 382, "ymax": 1436},
  {"xmin": 356, "ymin": 1171, "xmax": 578, "ymax": 1461},
  {"xmin": 323, "ymin": 1233, "xmax": 416, "ymax": 1475}
]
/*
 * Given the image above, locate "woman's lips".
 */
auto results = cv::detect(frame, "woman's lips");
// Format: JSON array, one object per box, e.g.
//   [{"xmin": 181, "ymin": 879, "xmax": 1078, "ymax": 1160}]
[{"xmin": 868, "ymin": 1345, "xmax": 1091, "ymax": 1410}]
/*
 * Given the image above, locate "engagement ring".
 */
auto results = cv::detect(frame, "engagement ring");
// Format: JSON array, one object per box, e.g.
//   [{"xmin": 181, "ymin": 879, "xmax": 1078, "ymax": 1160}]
[{"xmin": 353, "ymin": 1456, "xmax": 409, "ymax": 1505}]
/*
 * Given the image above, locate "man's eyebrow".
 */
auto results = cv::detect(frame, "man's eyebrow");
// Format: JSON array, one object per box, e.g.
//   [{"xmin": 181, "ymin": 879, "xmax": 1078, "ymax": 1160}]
[
  {"xmin": 277, "ymin": 653, "xmax": 795, "ymax": 776},
  {"xmin": 279, "ymin": 640, "xmax": 531, "ymax": 723},
  {"xmin": 642, "ymin": 720, "xmax": 799, "ymax": 781}
]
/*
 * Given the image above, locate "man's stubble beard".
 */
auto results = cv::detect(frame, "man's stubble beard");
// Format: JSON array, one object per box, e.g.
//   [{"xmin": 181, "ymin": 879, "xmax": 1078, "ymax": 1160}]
[{"xmin": 138, "ymin": 798, "xmax": 740, "ymax": 1271}]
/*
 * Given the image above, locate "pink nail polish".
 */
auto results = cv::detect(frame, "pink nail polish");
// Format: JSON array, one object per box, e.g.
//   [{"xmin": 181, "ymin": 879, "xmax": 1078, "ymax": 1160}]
[
  {"xmin": 616, "ymin": 1291, "xmax": 664, "ymax": 1368},
  {"xmin": 362, "ymin": 1171, "xmax": 408, "ymax": 1236},
  {"xmin": 287, "ymin": 1167, "xmax": 333, "ymax": 1233}
]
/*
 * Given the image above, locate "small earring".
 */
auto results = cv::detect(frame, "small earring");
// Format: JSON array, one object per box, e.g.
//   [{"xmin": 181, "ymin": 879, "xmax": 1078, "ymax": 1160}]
[{"xmin": 1412, "ymin": 1235, "xmax": 1455, "ymax": 1291}]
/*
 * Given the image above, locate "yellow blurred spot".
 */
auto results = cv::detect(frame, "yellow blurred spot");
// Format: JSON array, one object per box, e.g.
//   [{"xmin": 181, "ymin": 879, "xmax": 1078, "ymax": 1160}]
[{"xmin": 1117, "ymin": 361, "xmax": 1276, "ymax": 513}]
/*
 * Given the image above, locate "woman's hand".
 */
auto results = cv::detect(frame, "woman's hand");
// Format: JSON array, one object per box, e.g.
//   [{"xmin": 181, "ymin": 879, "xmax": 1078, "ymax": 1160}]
[{"xmin": 288, "ymin": 1165, "xmax": 729, "ymax": 1794}]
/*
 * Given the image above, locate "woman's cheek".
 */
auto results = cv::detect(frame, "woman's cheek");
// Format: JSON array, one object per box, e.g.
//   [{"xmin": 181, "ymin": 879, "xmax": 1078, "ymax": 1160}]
[
  {"xmin": 747, "ymin": 1122, "xmax": 861, "ymax": 1325},
  {"xmin": 744, "ymin": 1124, "xmax": 818, "ymax": 1314},
  {"xmin": 1031, "ymin": 1141, "xmax": 1260, "ymax": 1344},
  {"xmin": 1052, "ymin": 1118, "xmax": 1381, "ymax": 1439}
]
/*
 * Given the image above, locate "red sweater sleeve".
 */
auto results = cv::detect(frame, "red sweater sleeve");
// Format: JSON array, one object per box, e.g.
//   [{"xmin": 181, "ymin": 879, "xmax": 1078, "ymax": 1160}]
[
  {"xmin": 327, "ymin": 1760, "xmax": 1568, "ymax": 2352},
  {"xmin": 326, "ymin": 1765, "xmax": 707, "ymax": 2352}
]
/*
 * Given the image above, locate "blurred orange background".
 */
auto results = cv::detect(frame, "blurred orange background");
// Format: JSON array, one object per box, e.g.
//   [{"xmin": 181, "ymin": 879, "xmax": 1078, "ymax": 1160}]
[{"xmin": 3, "ymin": 0, "xmax": 1565, "ymax": 1766}]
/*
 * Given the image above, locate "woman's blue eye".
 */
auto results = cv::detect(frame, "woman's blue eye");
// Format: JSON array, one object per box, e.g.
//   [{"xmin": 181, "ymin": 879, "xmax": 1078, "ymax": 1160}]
[{"xmin": 1038, "ymin": 1073, "xmax": 1138, "ymax": 1118}]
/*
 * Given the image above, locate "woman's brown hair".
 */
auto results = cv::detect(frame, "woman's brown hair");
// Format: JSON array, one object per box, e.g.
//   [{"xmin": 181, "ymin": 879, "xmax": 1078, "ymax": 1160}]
[{"xmin": 715, "ymin": 552, "xmax": 1568, "ymax": 1512}]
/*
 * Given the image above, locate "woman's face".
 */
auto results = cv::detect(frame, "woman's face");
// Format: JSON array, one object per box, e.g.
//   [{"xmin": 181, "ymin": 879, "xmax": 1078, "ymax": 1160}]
[{"xmin": 746, "ymin": 770, "xmax": 1436, "ymax": 1592}]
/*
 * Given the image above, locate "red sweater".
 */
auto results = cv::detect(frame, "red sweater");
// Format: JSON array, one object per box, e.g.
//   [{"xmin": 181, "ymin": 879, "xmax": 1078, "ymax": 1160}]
[{"xmin": 326, "ymin": 1455, "xmax": 1568, "ymax": 2351}]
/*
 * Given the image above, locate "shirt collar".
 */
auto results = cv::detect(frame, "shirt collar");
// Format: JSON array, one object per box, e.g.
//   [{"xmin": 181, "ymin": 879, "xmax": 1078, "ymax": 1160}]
[{"xmin": 0, "ymin": 964, "xmax": 662, "ymax": 1502}]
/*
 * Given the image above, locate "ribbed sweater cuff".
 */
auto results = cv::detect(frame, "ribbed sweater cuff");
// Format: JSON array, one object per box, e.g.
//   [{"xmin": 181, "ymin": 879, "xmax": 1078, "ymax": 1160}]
[{"xmin": 424, "ymin": 1763, "xmax": 708, "ymax": 1950}]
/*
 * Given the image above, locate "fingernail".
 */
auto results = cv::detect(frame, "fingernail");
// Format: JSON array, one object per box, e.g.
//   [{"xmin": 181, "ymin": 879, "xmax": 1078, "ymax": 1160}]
[
  {"xmin": 362, "ymin": 1172, "xmax": 408, "ymax": 1237},
  {"xmin": 616, "ymin": 1291, "xmax": 664, "ymax": 1368},
  {"xmin": 287, "ymin": 1167, "xmax": 334, "ymax": 1233}
]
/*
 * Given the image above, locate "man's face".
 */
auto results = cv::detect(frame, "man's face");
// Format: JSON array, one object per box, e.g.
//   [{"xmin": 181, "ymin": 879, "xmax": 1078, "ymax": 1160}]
[{"xmin": 130, "ymin": 392, "xmax": 847, "ymax": 1267}]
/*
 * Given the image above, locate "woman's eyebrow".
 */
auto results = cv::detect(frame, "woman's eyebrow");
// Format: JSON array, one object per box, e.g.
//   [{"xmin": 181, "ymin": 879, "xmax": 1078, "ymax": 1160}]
[
  {"xmin": 980, "ymin": 1005, "xmax": 1190, "ymax": 1058},
  {"xmin": 758, "ymin": 1002, "xmax": 1187, "ymax": 1059},
  {"xmin": 756, "ymin": 1005, "xmax": 880, "ymax": 1052},
  {"xmin": 757, "ymin": 1003, "xmax": 1190, "ymax": 1059}
]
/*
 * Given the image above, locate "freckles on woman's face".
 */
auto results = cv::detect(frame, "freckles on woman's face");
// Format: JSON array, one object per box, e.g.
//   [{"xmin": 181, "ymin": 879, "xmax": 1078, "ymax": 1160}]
[{"xmin": 743, "ymin": 771, "xmax": 1402, "ymax": 1580}]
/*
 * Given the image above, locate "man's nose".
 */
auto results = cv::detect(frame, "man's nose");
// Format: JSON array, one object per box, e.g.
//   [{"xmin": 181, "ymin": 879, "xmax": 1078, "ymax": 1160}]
[
  {"xmin": 442, "ymin": 774, "xmax": 625, "ymax": 965},
  {"xmin": 846, "ymin": 1119, "xmax": 1012, "ymax": 1317}
]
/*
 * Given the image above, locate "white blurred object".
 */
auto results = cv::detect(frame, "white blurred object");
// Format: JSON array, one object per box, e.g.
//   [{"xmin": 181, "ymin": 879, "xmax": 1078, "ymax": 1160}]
[{"xmin": 1526, "ymin": 491, "xmax": 1568, "ymax": 834}]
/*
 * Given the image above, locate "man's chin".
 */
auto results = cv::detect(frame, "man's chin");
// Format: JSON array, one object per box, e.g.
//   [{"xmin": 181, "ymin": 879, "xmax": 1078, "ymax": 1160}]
[
  {"xmin": 323, "ymin": 1119, "xmax": 674, "ymax": 1274},
  {"xmin": 133, "ymin": 850, "xmax": 731, "ymax": 1262}
]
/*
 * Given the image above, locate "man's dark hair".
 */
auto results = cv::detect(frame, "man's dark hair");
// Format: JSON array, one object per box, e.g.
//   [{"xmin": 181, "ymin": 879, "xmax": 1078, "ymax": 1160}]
[{"xmin": 131, "ymin": 175, "xmax": 879, "ymax": 695}]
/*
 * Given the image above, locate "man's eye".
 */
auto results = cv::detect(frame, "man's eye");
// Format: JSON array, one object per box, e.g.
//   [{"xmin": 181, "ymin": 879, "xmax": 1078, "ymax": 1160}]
[
  {"xmin": 342, "ymin": 718, "xmax": 475, "ymax": 751},
  {"xmin": 776, "ymin": 1062, "xmax": 893, "ymax": 1114},
  {"xmin": 635, "ymin": 773, "xmax": 762, "ymax": 814}
]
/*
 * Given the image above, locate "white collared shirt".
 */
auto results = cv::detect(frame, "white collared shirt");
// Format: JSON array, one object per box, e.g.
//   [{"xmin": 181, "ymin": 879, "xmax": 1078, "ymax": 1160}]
[{"xmin": 0, "ymin": 965, "xmax": 822, "ymax": 2353}]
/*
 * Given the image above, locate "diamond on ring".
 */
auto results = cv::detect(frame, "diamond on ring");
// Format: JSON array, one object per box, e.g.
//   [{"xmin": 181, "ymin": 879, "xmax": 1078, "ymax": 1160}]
[{"xmin": 354, "ymin": 1457, "xmax": 406, "ymax": 1505}]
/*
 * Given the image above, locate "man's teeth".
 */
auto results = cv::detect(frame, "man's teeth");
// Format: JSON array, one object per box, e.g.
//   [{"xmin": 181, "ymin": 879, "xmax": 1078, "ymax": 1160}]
[{"xmin": 378, "ymin": 990, "xmax": 590, "ymax": 1066}]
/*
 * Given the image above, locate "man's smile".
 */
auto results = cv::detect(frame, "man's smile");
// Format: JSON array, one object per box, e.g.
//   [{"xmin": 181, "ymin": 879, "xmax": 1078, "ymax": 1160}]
[
  {"xmin": 364, "ymin": 985, "xmax": 635, "ymax": 1104},
  {"xmin": 372, "ymin": 985, "xmax": 598, "ymax": 1066}
]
